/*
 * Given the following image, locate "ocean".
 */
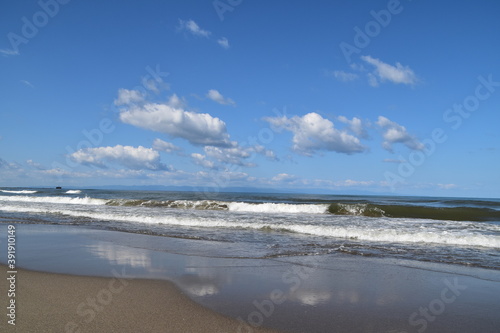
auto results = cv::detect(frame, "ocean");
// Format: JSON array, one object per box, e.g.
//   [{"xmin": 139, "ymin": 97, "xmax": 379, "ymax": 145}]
[{"xmin": 1, "ymin": 188, "xmax": 499, "ymax": 270}]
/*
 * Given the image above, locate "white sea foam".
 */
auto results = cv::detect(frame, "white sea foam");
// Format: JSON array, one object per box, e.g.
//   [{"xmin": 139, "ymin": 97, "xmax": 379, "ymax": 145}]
[
  {"xmin": 65, "ymin": 190, "xmax": 82, "ymax": 194},
  {"xmin": 281, "ymin": 224, "xmax": 500, "ymax": 249},
  {"xmin": 1, "ymin": 204, "xmax": 498, "ymax": 249},
  {"xmin": 0, "ymin": 195, "xmax": 106, "ymax": 205},
  {"xmin": 109, "ymin": 199, "xmax": 328, "ymax": 214},
  {"xmin": 227, "ymin": 202, "xmax": 328, "ymax": 214},
  {"xmin": 0, "ymin": 190, "xmax": 38, "ymax": 194}
]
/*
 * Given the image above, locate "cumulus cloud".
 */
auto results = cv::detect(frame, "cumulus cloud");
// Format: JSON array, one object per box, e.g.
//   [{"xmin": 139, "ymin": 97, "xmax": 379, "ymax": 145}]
[
  {"xmin": 271, "ymin": 173, "xmax": 297, "ymax": 183},
  {"xmin": 264, "ymin": 112, "xmax": 366, "ymax": 156},
  {"xmin": 204, "ymin": 146, "xmax": 255, "ymax": 167},
  {"xmin": 337, "ymin": 116, "xmax": 369, "ymax": 139},
  {"xmin": 217, "ymin": 37, "xmax": 230, "ymax": 49},
  {"xmin": 361, "ymin": 56, "xmax": 418, "ymax": 86},
  {"xmin": 252, "ymin": 145, "xmax": 278, "ymax": 161},
  {"xmin": 165, "ymin": 93, "xmax": 186, "ymax": 108},
  {"xmin": 376, "ymin": 116, "xmax": 424, "ymax": 152},
  {"xmin": 114, "ymin": 89, "xmax": 145, "ymax": 106},
  {"xmin": 178, "ymin": 19, "xmax": 211, "ymax": 37},
  {"xmin": 26, "ymin": 159, "xmax": 45, "ymax": 170},
  {"xmin": 206, "ymin": 89, "xmax": 235, "ymax": 106},
  {"xmin": 191, "ymin": 153, "xmax": 216, "ymax": 169},
  {"xmin": 70, "ymin": 145, "xmax": 167, "ymax": 170},
  {"xmin": 152, "ymin": 139, "xmax": 181, "ymax": 153},
  {"xmin": 118, "ymin": 93, "xmax": 232, "ymax": 147},
  {"xmin": 189, "ymin": 142, "xmax": 278, "ymax": 170}
]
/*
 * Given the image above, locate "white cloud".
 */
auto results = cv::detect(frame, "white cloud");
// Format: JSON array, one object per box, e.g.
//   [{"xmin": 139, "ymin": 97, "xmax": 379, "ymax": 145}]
[
  {"xmin": 165, "ymin": 93, "xmax": 186, "ymax": 108},
  {"xmin": 187, "ymin": 142, "xmax": 278, "ymax": 170},
  {"xmin": 191, "ymin": 153, "xmax": 216, "ymax": 169},
  {"xmin": 114, "ymin": 89, "xmax": 145, "ymax": 106},
  {"xmin": 190, "ymin": 143, "xmax": 278, "ymax": 169},
  {"xmin": 70, "ymin": 145, "xmax": 166, "ymax": 170},
  {"xmin": 118, "ymin": 94, "xmax": 232, "ymax": 147},
  {"xmin": 376, "ymin": 116, "xmax": 424, "ymax": 152},
  {"xmin": 264, "ymin": 112, "xmax": 366, "ymax": 156},
  {"xmin": 206, "ymin": 89, "xmax": 235, "ymax": 106},
  {"xmin": 26, "ymin": 159, "xmax": 45, "ymax": 170},
  {"xmin": 217, "ymin": 37, "xmax": 230, "ymax": 49},
  {"xmin": 252, "ymin": 145, "xmax": 278, "ymax": 161},
  {"xmin": 152, "ymin": 139, "xmax": 181, "ymax": 153},
  {"xmin": 204, "ymin": 146, "xmax": 255, "ymax": 167},
  {"xmin": 271, "ymin": 173, "xmax": 297, "ymax": 183},
  {"xmin": 337, "ymin": 116, "xmax": 369, "ymax": 139},
  {"xmin": 178, "ymin": 19, "xmax": 211, "ymax": 37},
  {"xmin": 361, "ymin": 56, "xmax": 418, "ymax": 86}
]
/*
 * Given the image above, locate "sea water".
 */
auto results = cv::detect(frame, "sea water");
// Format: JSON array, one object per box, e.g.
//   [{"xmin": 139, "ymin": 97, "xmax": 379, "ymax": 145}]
[{"xmin": 0, "ymin": 188, "xmax": 499, "ymax": 269}]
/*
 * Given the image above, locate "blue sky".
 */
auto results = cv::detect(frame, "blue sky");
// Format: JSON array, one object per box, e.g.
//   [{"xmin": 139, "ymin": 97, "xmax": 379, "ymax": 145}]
[{"xmin": 1, "ymin": 0, "xmax": 499, "ymax": 197}]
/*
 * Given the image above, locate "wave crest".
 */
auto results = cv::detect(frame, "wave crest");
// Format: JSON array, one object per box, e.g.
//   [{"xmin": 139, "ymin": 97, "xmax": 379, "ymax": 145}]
[
  {"xmin": 0, "ymin": 190, "xmax": 38, "ymax": 194},
  {"xmin": 228, "ymin": 202, "xmax": 327, "ymax": 214},
  {"xmin": 327, "ymin": 203, "xmax": 500, "ymax": 222},
  {"xmin": 0, "ymin": 195, "xmax": 106, "ymax": 205}
]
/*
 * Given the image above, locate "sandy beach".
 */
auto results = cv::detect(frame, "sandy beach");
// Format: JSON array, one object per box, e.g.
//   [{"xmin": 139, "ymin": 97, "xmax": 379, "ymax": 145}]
[
  {"xmin": 1, "ymin": 223, "xmax": 499, "ymax": 332},
  {"xmin": 0, "ymin": 265, "xmax": 280, "ymax": 333}
]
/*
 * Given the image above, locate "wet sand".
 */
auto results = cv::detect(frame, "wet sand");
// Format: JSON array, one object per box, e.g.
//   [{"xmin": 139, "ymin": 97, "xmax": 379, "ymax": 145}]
[
  {"xmin": 0, "ymin": 265, "xmax": 279, "ymax": 332},
  {"xmin": 0, "ymin": 223, "xmax": 499, "ymax": 332}
]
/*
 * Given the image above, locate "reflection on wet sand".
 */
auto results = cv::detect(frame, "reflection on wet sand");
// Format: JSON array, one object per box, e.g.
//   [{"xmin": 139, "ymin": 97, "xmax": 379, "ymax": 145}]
[{"xmin": 86, "ymin": 242, "xmax": 152, "ymax": 268}]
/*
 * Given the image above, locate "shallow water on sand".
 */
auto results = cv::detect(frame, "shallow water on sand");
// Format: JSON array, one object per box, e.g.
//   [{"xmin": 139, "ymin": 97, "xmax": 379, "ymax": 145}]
[{"xmin": 1, "ymin": 224, "xmax": 499, "ymax": 333}]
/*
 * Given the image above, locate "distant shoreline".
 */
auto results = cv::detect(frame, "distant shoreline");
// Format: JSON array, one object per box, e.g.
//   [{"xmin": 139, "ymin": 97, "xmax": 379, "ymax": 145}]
[{"xmin": 4, "ymin": 184, "xmax": 497, "ymax": 199}]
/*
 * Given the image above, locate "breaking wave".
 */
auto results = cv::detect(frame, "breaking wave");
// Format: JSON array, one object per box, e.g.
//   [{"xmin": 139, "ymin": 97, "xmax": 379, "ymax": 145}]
[
  {"xmin": 65, "ymin": 190, "xmax": 82, "ymax": 194},
  {"xmin": 106, "ymin": 199, "xmax": 328, "ymax": 214},
  {"xmin": 327, "ymin": 203, "xmax": 500, "ymax": 222},
  {"xmin": 1, "ymin": 204, "xmax": 498, "ymax": 249},
  {"xmin": 1, "ymin": 194, "xmax": 499, "ymax": 221},
  {"xmin": 0, "ymin": 190, "xmax": 38, "ymax": 194},
  {"xmin": 0, "ymin": 195, "xmax": 106, "ymax": 205},
  {"xmin": 228, "ymin": 202, "xmax": 327, "ymax": 214}
]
